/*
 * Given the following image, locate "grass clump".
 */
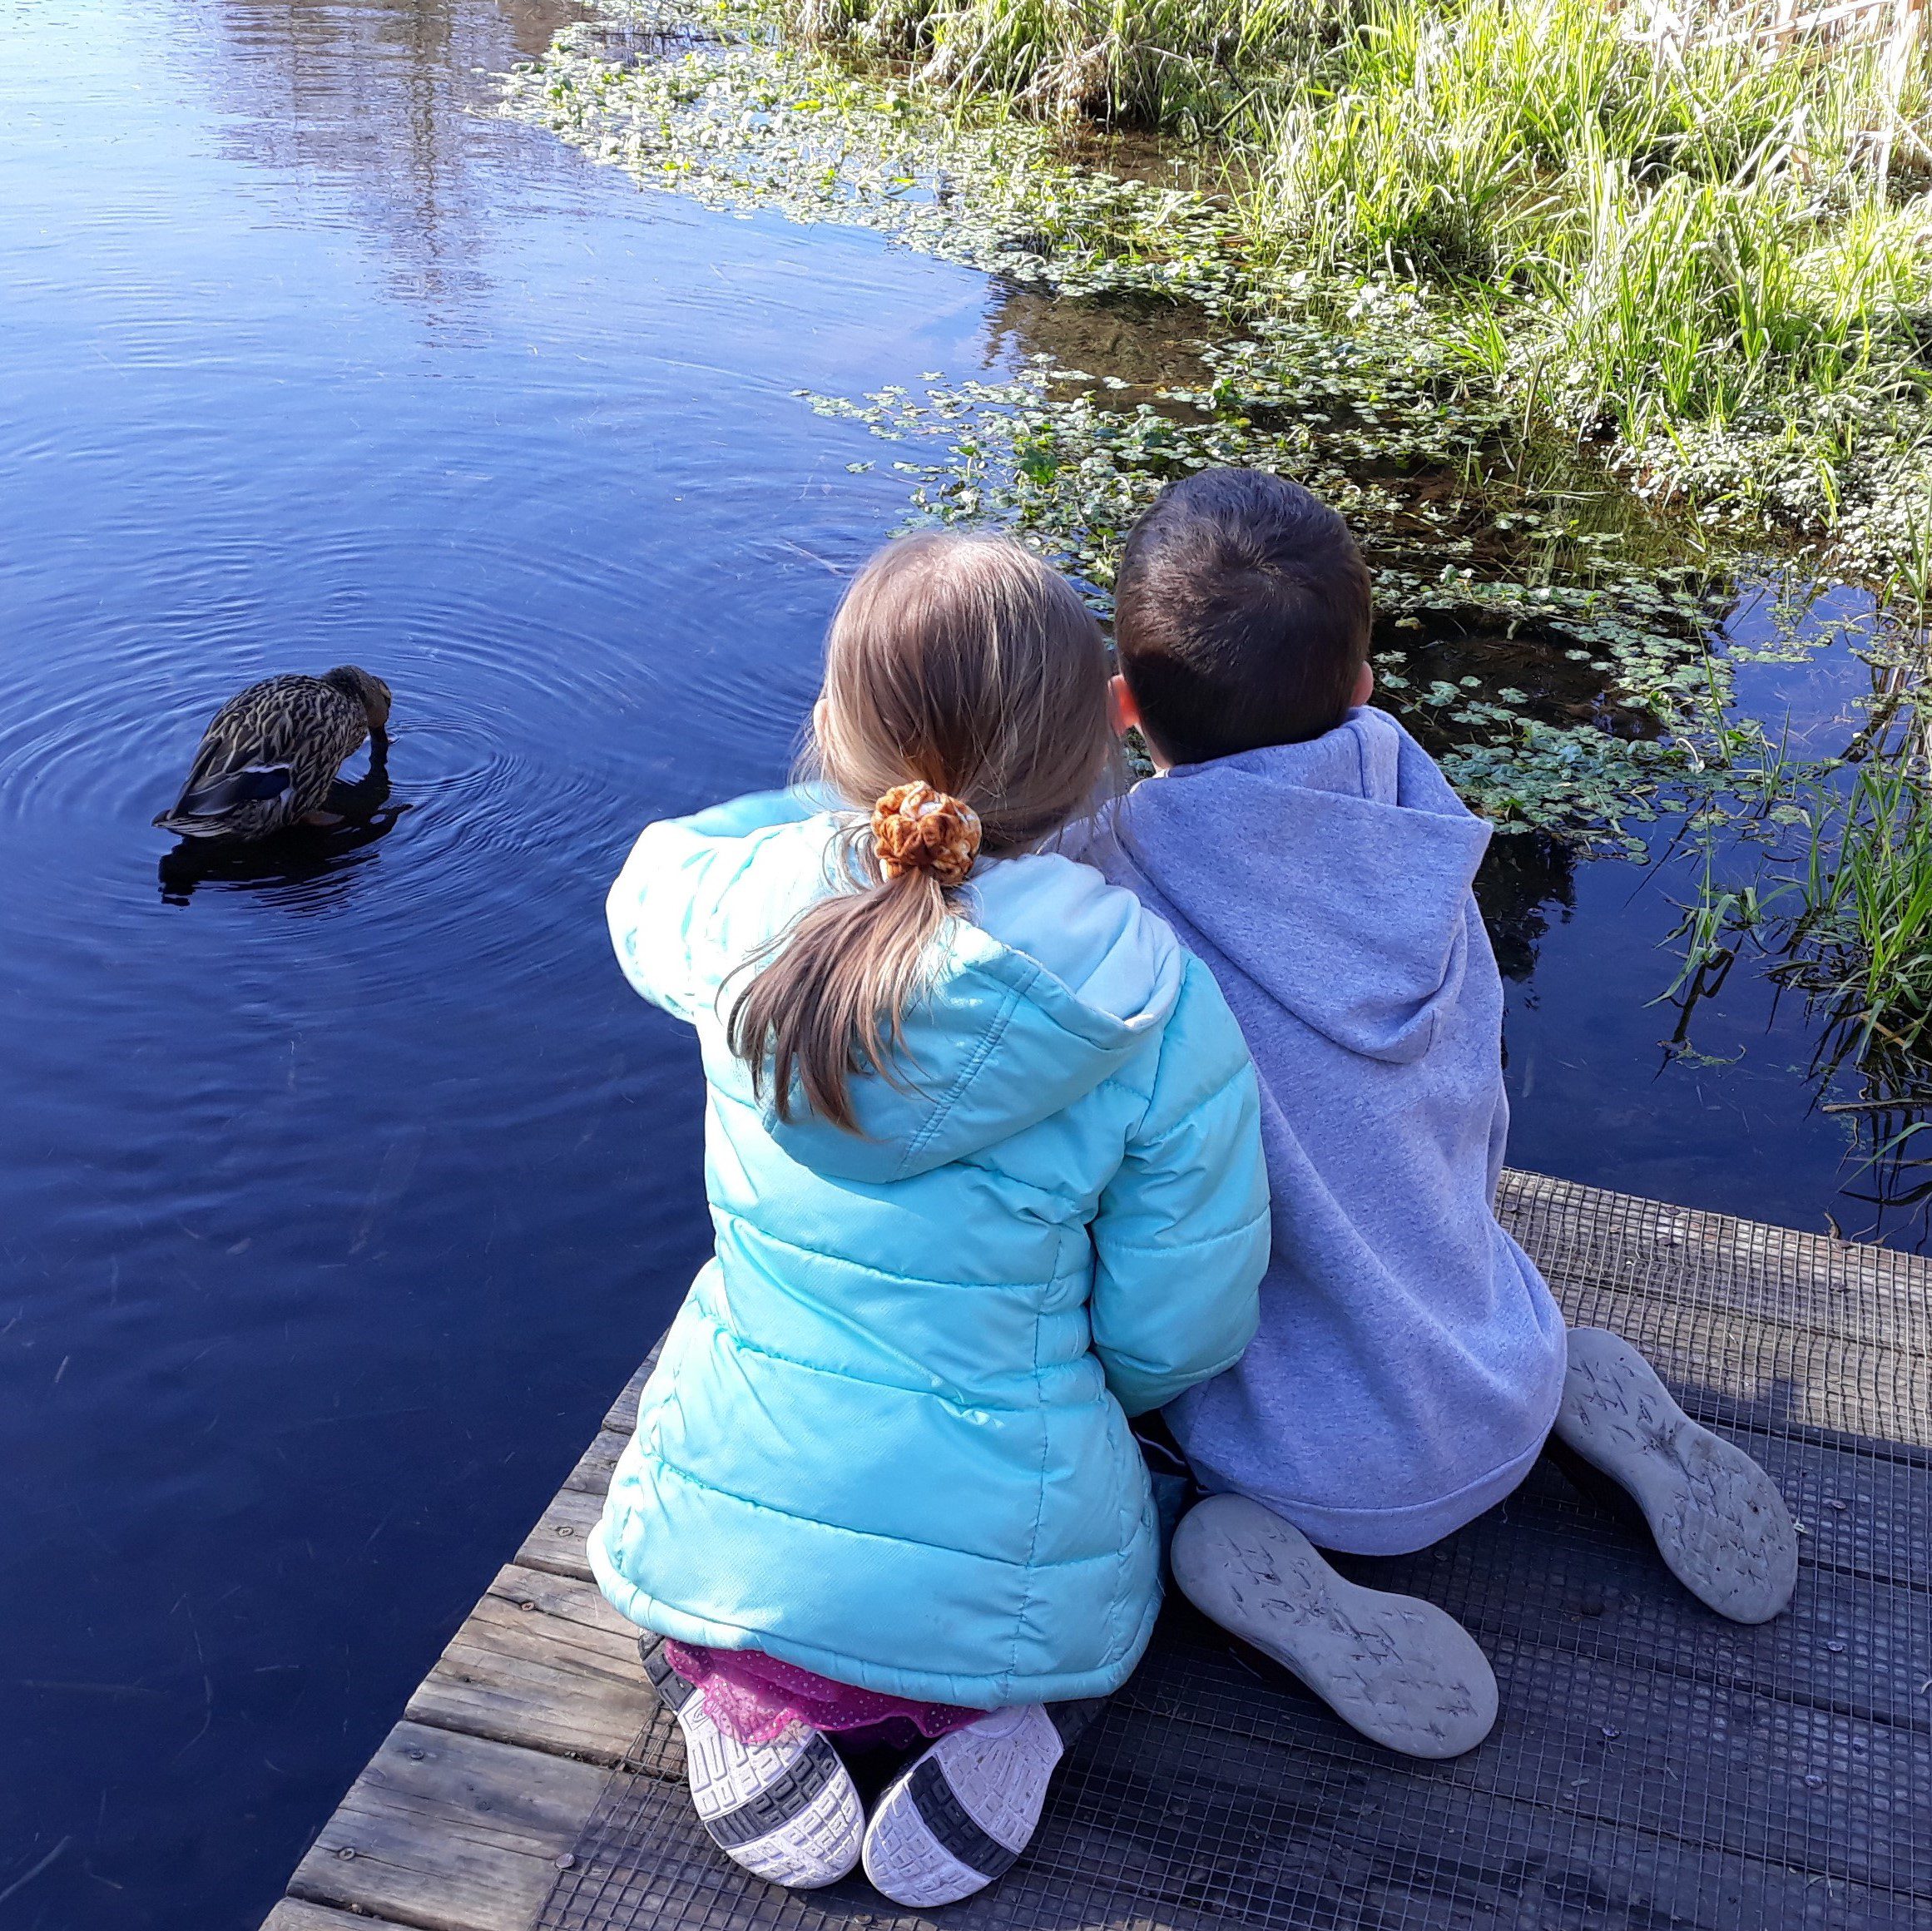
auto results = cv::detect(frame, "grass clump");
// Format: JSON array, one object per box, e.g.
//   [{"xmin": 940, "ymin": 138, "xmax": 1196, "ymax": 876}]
[
  {"xmin": 800, "ymin": 0, "xmax": 1932, "ymax": 582},
  {"xmin": 1781, "ymin": 754, "xmax": 1932, "ymax": 1081},
  {"xmin": 796, "ymin": 0, "xmax": 1330, "ymax": 133}
]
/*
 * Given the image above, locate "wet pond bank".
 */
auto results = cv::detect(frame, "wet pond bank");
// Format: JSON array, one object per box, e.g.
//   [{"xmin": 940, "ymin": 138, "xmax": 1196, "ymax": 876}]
[{"xmin": 0, "ymin": 2, "xmax": 1922, "ymax": 1927}]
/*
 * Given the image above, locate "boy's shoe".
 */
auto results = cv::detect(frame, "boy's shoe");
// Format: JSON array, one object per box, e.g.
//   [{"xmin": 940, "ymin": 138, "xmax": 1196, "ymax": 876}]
[
  {"xmin": 1172, "ymin": 1493, "xmax": 1498, "ymax": 1760},
  {"xmin": 861, "ymin": 1703, "xmax": 1073, "ymax": 1907},
  {"xmin": 1554, "ymin": 1327, "xmax": 1797, "ymax": 1624},
  {"xmin": 642, "ymin": 1641, "xmax": 863, "ymax": 1889}
]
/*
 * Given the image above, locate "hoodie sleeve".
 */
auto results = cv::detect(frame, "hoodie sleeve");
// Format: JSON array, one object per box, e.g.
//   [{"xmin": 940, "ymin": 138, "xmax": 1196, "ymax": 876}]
[
  {"xmin": 1087, "ymin": 958, "xmax": 1270, "ymax": 1417},
  {"xmin": 604, "ymin": 787, "xmax": 826, "ymax": 1023}
]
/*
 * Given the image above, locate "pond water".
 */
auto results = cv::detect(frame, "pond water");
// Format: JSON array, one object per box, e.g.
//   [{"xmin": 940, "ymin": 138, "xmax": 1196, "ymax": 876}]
[{"xmin": 0, "ymin": 2, "xmax": 1908, "ymax": 1924}]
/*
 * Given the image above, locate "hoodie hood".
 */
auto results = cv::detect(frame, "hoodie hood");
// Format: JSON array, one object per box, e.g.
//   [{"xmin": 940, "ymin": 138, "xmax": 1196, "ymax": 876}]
[
  {"xmin": 761, "ymin": 844, "xmax": 1184, "ymax": 1185},
  {"xmin": 1110, "ymin": 708, "xmax": 1490, "ymax": 1064}
]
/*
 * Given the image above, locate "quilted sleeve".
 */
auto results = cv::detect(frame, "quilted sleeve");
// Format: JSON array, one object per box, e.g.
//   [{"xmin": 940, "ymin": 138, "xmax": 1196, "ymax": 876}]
[
  {"xmin": 603, "ymin": 788, "xmax": 824, "ymax": 1023},
  {"xmin": 680, "ymin": 785, "xmax": 830, "ymax": 839},
  {"xmin": 1087, "ymin": 960, "xmax": 1270, "ymax": 1417}
]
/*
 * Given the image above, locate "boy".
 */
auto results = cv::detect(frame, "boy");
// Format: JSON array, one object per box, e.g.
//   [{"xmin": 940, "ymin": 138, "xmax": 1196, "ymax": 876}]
[{"xmin": 1082, "ymin": 468, "xmax": 1797, "ymax": 1760}]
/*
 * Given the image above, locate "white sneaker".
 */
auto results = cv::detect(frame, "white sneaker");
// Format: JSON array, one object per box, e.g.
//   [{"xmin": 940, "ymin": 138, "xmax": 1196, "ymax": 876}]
[
  {"xmin": 1556, "ymin": 1327, "xmax": 1798, "ymax": 1624},
  {"xmin": 861, "ymin": 1703, "xmax": 1070, "ymax": 1907},
  {"xmin": 642, "ymin": 1641, "xmax": 863, "ymax": 1889}
]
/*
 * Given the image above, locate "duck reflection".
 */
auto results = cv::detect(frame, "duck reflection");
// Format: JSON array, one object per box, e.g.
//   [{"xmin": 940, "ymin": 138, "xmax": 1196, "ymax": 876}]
[{"xmin": 158, "ymin": 739, "xmax": 409, "ymax": 904}]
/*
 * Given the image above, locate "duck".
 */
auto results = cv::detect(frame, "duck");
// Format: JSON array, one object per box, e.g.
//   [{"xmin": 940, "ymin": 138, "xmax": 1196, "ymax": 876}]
[{"xmin": 154, "ymin": 666, "xmax": 392, "ymax": 840}]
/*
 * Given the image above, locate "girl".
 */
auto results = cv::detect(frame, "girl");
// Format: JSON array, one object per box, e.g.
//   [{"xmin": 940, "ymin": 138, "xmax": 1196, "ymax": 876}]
[{"xmin": 597, "ymin": 532, "xmax": 1269, "ymax": 1907}]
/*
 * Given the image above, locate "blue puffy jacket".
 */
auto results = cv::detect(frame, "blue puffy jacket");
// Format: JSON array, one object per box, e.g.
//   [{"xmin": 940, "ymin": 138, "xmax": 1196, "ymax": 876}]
[{"xmin": 593, "ymin": 789, "xmax": 1269, "ymax": 1707}]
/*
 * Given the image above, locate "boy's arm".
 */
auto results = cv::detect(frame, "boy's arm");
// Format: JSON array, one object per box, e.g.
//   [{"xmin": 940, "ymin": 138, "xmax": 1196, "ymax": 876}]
[
  {"xmin": 1087, "ymin": 962, "xmax": 1270, "ymax": 1416},
  {"xmin": 604, "ymin": 785, "xmax": 834, "ymax": 1022}
]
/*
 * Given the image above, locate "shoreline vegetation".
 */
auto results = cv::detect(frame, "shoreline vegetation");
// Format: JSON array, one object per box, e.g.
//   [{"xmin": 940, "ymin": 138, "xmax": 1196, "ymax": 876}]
[
  {"xmin": 503, "ymin": 0, "xmax": 1932, "ymax": 1137},
  {"xmin": 508, "ymin": 0, "xmax": 1932, "ymax": 588}
]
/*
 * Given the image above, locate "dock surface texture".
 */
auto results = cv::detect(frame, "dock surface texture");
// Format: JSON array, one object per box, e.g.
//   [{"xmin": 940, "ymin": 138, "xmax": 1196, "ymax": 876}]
[{"xmin": 265, "ymin": 1171, "xmax": 1931, "ymax": 1931}]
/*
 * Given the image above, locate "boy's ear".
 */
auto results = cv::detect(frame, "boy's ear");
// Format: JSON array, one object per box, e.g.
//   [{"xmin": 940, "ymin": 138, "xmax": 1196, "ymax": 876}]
[
  {"xmin": 1351, "ymin": 661, "xmax": 1375, "ymax": 708},
  {"xmin": 1108, "ymin": 673, "xmax": 1142, "ymax": 737}
]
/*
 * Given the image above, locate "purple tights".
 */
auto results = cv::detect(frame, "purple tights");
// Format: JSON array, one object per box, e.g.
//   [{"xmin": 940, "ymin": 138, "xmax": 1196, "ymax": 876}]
[{"xmin": 661, "ymin": 1640, "xmax": 981, "ymax": 1751}]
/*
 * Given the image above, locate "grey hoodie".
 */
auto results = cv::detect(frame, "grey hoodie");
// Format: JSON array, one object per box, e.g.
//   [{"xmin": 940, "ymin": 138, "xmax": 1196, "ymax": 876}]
[{"xmin": 1082, "ymin": 707, "xmax": 1567, "ymax": 1553}]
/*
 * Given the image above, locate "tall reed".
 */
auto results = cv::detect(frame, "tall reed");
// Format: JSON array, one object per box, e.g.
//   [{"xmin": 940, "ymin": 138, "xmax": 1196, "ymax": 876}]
[
  {"xmin": 809, "ymin": 0, "xmax": 1931, "ymax": 498},
  {"xmin": 1781, "ymin": 751, "xmax": 1932, "ymax": 1077}
]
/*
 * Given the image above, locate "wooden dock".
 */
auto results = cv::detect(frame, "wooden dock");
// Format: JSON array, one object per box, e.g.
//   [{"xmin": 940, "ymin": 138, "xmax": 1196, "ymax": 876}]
[{"xmin": 261, "ymin": 1171, "xmax": 1932, "ymax": 1931}]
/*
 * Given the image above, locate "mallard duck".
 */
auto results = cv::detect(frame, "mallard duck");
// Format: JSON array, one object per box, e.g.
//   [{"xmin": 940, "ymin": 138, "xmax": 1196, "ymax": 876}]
[{"xmin": 154, "ymin": 666, "xmax": 392, "ymax": 840}]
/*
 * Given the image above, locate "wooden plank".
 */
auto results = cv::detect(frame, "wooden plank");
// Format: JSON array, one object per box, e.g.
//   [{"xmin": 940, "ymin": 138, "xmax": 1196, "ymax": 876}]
[
  {"xmin": 1559, "ymin": 1292, "xmax": 1932, "ymax": 1450},
  {"xmin": 602, "ymin": 1342, "xmax": 663, "ymax": 1437},
  {"xmin": 515, "ymin": 1484, "xmax": 602, "ymax": 1583},
  {"xmin": 1041, "ymin": 1706, "xmax": 1917, "ymax": 1931},
  {"xmin": 1747, "ymin": 1427, "xmax": 1932, "ymax": 1589},
  {"xmin": 265, "ymin": 1184, "xmax": 1932, "ymax": 1931},
  {"xmin": 1499, "ymin": 1168, "xmax": 1932, "ymax": 1357},
  {"xmin": 543, "ymin": 1703, "xmax": 1916, "ymax": 1931},
  {"xmin": 261, "ymin": 1903, "xmax": 409, "ymax": 1931},
  {"xmin": 287, "ymin": 1721, "xmax": 607, "ymax": 1931},
  {"xmin": 1499, "ymin": 1171, "xmax": 1932, "ymax": 1449},
  {"xmin": 1350, "ymin": 1463, "xmax": 1932, "ymax": 1727},
  {"xmin": 1127, "ymin": 1614, "xmax": 1931, "ymax": 1898},
  {"xmin": 406, "ymin": 1562, "xmax": 676, "ymax": 1770},
  {"xmin": 562, "ymin": 1427, "xmax": 625, "ymax": 1498}
]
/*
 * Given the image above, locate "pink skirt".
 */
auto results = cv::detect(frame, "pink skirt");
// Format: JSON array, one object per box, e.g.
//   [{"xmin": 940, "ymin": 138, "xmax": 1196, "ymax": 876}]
[{"xmin": 662, "ymin": 1640, "xmax": 980, "ymax": 1750}]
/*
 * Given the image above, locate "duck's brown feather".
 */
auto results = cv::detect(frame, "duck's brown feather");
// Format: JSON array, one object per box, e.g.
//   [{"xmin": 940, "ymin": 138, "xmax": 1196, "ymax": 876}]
[{"xmin": 159, "ymin": 675, "xmax": 371, "ymax": 838}]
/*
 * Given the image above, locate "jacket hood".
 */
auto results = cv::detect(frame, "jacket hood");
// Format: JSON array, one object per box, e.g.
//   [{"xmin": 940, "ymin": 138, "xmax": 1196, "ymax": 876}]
[
  {"xmin": 762, "ymin": 844, "xmax": 1185, "ymax": 1184},
  {"xmin": 1111, "ymin": 708, "xmax": 1490, "ymax": 1064}
]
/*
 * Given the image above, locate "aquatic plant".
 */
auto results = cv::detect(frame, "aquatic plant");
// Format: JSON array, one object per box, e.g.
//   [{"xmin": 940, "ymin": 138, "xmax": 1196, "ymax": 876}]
[
  {"xmin": 502, "ymin": 0, "xmax": 1256, "ymax": 307},
  {"xmin": 503, "ymin": 0, "xmax": 1929, "ymax": 854},
  {"xmin": 802, "ymin": 335, "xmax": 1787, "ymax": 852},
  {"xmin": 805, "ymin": 0, "xmax": 1932, "ymax": 567},
  {"xmin": 1781, "ymin": 751, "xmax": 1932, "ymax": 1078}
]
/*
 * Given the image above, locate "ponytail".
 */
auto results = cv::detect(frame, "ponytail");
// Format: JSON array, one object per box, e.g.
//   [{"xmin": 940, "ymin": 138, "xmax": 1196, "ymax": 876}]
[
  {"xmin": 726, "ymin": 532, "xmax": 1116, "ymax": 1132},
  {"xmin": 727, "ymin": 861, "xmax": 949, "ymax": 1132}
]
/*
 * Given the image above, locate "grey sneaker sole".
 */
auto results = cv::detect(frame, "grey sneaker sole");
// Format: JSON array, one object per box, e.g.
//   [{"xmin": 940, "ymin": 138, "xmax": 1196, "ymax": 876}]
[
  {"xmin": 1171, "ymin": 1494, "xmax": 1498, "ymax": 1760},
  {"xmin": 1555, "ymin": 1328, "xmax": 1798, "ymax": 1624}
]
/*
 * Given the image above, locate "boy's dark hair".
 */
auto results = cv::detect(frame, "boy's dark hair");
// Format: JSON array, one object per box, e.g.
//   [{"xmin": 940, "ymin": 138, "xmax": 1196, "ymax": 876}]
[{"xmin": 1113, "ymin": 468, "xmax": 1372, "ymax": 765}]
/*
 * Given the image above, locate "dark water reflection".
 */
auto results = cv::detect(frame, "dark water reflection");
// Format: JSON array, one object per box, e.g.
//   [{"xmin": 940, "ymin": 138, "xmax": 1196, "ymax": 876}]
[
  {"xmin": 0, "ymin": 2, "xmax": 1915, "ymax": 1926},
  {"xmin": 0, "ymin": 2, "xmax": 992, "ymax": 1921},
  {"xmin": 206, "ymin": 1, "xmax": 585, "ymax": 306}
]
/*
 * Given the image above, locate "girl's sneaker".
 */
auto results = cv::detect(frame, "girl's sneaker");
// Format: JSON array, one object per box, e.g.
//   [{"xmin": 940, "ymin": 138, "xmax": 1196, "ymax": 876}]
[
  {"xmin": 861, "ymin": 1703, "xmax": 1072, "ymax": 1907},
  {"xmin": 1554, "ymin": 1327, "xmax": 1798, "ymax": 1624},
  {"xmin": 1172, "ymin": 1493, "xmax": 1498, "ymax": 1759},
  {"xmin": 642, "ymin": 1641, "xmax": 863, "ymax": 1889}
]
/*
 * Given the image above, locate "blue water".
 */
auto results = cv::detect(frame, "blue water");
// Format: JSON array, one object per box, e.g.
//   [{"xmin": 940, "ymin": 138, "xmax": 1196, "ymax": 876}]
[
  {"xmin": 0, "ymin": 2, "xmax": 1904, "ymax": 1924},
  {"xmin": 0, "ymin": 2, "xmax": 998, "ymax": 1919}
]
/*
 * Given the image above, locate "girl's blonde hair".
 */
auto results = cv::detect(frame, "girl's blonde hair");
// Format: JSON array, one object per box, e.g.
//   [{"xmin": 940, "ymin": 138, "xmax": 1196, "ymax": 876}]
[{"xmin": 728, "ymin": 530, "xmax": 1116, "ymax": 1131}]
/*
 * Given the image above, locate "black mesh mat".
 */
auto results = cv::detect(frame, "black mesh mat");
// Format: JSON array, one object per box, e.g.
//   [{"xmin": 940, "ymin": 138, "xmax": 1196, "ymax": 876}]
[{"xmin": 537, "ymin": 1173, "xmax": 1932, "ymax": 1930}]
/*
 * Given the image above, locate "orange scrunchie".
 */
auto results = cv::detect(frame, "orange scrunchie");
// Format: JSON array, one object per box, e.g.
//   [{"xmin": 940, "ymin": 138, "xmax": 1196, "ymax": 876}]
[{"xmin": 871, "ymin": 782, "xmax": 982, "ymax": 889}]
